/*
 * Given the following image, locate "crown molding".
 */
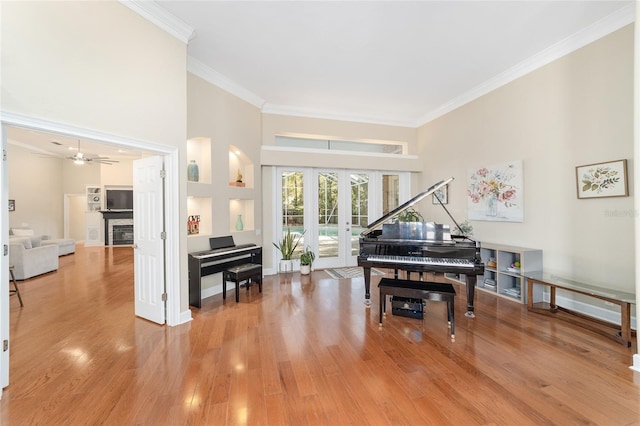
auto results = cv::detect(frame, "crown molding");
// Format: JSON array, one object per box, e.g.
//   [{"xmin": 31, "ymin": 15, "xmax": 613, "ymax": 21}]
[
  {"xmin": 418, "ymin": 3, "xmax": 635, "ymax": 126},
  {"xmin": 119, "ymin": 1, "xmax": 195, "ymax": 44},
  {"xmin": 261, "ymin": 103, "xmax": 417, "ymax": 128},
  {"xmin": 188, "ymin": 56, "xmax": 265, "ymax": 109},
  {"xmin": 0, "ymin": 111, "xmax": 171, "ymax": 154}
]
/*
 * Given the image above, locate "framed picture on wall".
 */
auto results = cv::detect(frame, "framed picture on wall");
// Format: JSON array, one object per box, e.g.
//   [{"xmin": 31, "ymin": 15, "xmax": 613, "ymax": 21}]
[
  {"xmin": 8, "ymin": 199, "xmax": 15, "ymax": 212},
  {"xmin": 576, "ymin": 159, "xmax": 628, "ymax": 199},
  {"xmin": 432, "ymin": 185, "xmax": 448, "ymax": 204}
]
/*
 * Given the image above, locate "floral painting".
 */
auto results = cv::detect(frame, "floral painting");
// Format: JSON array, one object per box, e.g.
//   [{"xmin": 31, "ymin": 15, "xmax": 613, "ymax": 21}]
[
  {"xmin": 576, "ymin": 159, "xmax": 628, "ymax": 199},
  {"xmin": 467, "ymin": 160, "xmax": 523, "ymax": 222}
]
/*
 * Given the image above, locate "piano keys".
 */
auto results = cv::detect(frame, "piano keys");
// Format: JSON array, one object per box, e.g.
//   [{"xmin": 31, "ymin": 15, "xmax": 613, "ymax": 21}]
[
  {"xmin": 189, "ymin": 235, "xmax": 262, "ymax": 308},
  {"xmin": 358, "ymin": 177, "xmax": 484, "ymax": 317}
]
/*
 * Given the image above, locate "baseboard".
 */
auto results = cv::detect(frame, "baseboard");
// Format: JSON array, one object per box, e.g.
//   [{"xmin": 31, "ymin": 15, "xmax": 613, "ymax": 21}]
[
  {"xmin": 177, "ymin": 310, "xmax": 193, "ymax": 325},
  {"xmin": 202, "ymin": 283, "xmax": 223, "ymax": 300},
  {"xmin": 545, "ymin": 293, "xmax": 637, "ymax": 330}
]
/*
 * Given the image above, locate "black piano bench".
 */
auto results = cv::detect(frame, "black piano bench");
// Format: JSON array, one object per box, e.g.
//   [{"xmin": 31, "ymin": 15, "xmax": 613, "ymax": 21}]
[
  {"xmin": 223, "ymin": 263, "xmax": 263, "ymax": 303},
  {"xmin": 378, "ymin": 278, "xmax": 456, "ymax": 342}
]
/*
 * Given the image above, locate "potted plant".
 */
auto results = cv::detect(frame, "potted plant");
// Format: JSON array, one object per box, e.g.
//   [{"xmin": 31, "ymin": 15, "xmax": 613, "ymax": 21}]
[
  {"xmin": 273, "ymin": 228, "xmax": 304, "ymax": 273},
  {"xmin": 397, "ymin": 207, "xmax": 424, "ymax": 222},
  {"xmin": 299, "ymin": 246, "xmax": 316, "ymax": 275}
]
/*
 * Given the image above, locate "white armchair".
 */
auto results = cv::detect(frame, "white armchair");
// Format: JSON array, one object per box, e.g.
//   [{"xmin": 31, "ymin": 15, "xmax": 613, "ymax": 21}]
[{"xmin": 9, "ymin": 237, "xmax": 59, "ymax": 280}]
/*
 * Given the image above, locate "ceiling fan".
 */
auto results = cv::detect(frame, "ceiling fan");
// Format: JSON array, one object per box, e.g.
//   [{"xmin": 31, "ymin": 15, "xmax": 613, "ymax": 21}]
[{"xmin": 65, "ymin": 140, "xmax": 119, "ymax": 165}]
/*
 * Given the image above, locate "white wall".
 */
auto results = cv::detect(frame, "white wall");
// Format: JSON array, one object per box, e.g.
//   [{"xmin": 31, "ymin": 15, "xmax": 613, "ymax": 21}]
[
  {"xmin": 419, "ymin": 25, "xmax": 634, "ymax": 292},
  {"xmin": 6, "ymin": 144, "xmax": 64, "ymax": 237},
  {"xmin": 1, "ymin": 1, "xmax": 189, "ymax": 312}
]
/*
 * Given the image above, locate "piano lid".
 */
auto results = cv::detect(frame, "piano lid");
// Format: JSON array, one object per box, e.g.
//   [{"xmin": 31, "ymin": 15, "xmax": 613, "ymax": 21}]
[{"xmin": 360, "ymin": 176, "xmax": 454, "ymax": 237}]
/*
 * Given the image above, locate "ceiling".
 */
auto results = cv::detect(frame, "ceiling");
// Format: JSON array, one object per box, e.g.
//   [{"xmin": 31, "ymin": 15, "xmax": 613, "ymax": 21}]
[
  {"xmin": 6, "ymin": 1, "xmax": 635, "ymax": 155},
  {"xmin": 6, "ymin": 126, "xmax": 146, "ymax": 162},
  {"xmin": 157, "ymin": 0, "xmax": 634, "ymax": 127}
]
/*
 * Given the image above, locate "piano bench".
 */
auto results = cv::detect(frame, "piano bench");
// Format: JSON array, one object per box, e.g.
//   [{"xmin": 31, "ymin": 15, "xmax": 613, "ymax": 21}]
[
  {"xmin": 378, "ymin": 278, "xmax": 456, "ymax": 342},
  {"xmin": 223, "ymin": 263, "xmax": 263, "ymax": 303}
]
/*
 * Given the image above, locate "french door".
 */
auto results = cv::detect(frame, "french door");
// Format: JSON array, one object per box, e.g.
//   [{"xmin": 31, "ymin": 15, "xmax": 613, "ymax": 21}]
[{"xmin": 276, "ymin": 168, "xmax": 409, "ymax": 269}]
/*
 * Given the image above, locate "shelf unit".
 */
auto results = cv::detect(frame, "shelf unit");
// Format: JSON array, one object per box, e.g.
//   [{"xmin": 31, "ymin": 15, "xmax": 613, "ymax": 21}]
[
  {"xmin": 447, "ymin": 242, "xmax": 542, "ymax": 304},
  {"xmin": 86, "ymin": 185, "xmax": 102, "ymax": 212},
  {"xmin": 84, "ymin": 185, "xmax": 102, "ymax": 246}
]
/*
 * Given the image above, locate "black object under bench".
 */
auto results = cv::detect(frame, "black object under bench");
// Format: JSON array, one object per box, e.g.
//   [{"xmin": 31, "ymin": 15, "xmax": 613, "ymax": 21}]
[{"xmin": 378, "ymin": 278, "xmax": 456, "ymax": 342}]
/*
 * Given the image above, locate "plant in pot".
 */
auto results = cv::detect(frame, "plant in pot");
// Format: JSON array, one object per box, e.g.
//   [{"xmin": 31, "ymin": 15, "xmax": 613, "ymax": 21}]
[
  {"xmin": 397, "ymin": 207, "xmax": 424, "ymax": 222},
  {"xmin": 299, "ymin": 246, "xmax": 316, "ymax": 275},
  {"xmin": 273, "ymin": 228, "xmax": 304, "ymax": 273}
]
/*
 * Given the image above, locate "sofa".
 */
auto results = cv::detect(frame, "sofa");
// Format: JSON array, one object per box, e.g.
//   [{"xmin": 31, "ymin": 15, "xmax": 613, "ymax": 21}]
[
  {"xmin": 11, "ymin": 228, "xmax": 76, "ymax": 256},
  {"xmin": 9, "ymin": 236, "xmax": 59, "ymax": 280}
]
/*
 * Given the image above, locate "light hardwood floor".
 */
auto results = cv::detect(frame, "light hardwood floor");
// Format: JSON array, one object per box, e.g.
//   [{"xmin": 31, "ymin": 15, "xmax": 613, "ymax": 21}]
[{"xmin": 1, "ymin": 244, "xmax": 639, "ymax": 425}]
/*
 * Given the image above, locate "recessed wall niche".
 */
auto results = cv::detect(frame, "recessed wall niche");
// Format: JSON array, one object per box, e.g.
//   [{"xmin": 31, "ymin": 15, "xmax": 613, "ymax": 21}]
[
  {"xmin": 187, "ymin": 137, "xmax": 211, "ymax": 184},
  {"xmin": 229, "ymin": 199, "xmax": 254, "ymax": 232},
  {"xmin": 228, "ymin": 145, "xmax": 253, "ymax": 188},
  {"xmin": 187, "ymin": 196, "xmax": 212, "ymax": 236}
]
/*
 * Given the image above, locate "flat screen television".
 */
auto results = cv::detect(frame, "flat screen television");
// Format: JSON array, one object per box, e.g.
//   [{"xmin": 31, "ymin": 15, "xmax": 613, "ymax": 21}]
[{"xmin": 105, "ymin": 189, "xmax": 133, "ymax": 210}]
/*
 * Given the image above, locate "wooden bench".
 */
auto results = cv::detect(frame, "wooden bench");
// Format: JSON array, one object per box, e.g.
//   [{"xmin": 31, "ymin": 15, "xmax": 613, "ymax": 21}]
[
  {"xmin": 525, "ymin": 272, "xmax": 636, "ymax": 347},
  {"xmin": 378, "ymin": 278, "xmax": 456, "ymax": 341},
  {"xmin": 223, "ymin": 263, "xmax": 262, "ymax": 303}
]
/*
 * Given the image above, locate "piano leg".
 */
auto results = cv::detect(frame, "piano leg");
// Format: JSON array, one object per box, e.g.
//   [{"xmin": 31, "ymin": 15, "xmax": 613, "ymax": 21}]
[
  {"xmin": 363, "ymin": 266, "xmax": 372, "ymax": 307},
  {"xmin": 464, "ymin": 275, "xmax": 477, "ymax": 318}
]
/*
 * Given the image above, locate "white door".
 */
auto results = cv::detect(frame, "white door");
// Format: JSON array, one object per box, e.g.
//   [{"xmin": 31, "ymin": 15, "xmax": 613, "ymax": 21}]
[
  {"xmin": 313, "ymin": 170, "xmax": 373, "ymax": 269},
  {"xmin": 277, "ymin": 168, "xmax": 410, "ymax": 270},
  {"xmin": 1, "ymin": 127, "xmax": 8, "ymax": 395},
  {"xmin": 133, "ymin": 156, "xmax": 165, "ymax": 324}
]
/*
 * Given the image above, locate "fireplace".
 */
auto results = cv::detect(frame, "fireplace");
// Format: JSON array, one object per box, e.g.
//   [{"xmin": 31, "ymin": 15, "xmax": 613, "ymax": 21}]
[
  {"xmin": 101, "ymin": 211, "xmax": 134, "ymax": 246},
  {"xmin": 112, "ymin": 225, "xmax": 134, "ymax": 245}
]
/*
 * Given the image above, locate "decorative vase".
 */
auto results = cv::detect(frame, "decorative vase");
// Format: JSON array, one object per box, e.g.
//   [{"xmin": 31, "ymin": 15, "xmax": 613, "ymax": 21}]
[
  {"xmin": 235, "ymin": 214, "xmax": 243, "ymax": 231},
  {"xmin": 187, "ymin": 160, "xmax": 199, "ymax": 182},
  {"xmin": 486, "ymin": 194, "xmax": 498, "ymax": 217}
]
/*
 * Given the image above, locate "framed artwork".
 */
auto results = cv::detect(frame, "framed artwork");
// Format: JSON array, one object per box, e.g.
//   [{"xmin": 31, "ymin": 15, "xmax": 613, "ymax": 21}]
[
  {"xmin": 576, "ymin": 159, "xmax": 628, "ymax": 199},
  {"xmin": 467, "ymin": 160, "xmax": 524, "ymax": 222},
  {"xmin": 432, "ymin": 185, "xmax": 448, "ymax": 204},
  {"xmin": 8, "ymin": 199, "xmax": 15, "ymax": 212}
]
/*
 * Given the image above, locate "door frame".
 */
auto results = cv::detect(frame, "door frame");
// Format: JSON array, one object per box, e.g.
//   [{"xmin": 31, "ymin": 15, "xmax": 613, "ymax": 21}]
[
  {"xmin": 1, "ymin": 111, "xmax": 183, "ymax": 390},
  {"xmin": 274, "ymin": 166, "xmax": 411, "ymax": 270}
]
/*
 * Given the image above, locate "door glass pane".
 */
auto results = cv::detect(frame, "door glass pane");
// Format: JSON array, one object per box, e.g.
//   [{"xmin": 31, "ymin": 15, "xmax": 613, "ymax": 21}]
[
  {"xmin": 281, "ymin": 171, "xmax": 305, "ymax": 257},
  {"xmin": 382, "ymin": 174, "xmax": 400, "ymax": 214},
  {"xmin": 351, "ymin": 174, "xmax": 369, "ymax": 256},
  {"xmin": 318, "ymin": 172, "xmax": 339, "ymax": 258}
]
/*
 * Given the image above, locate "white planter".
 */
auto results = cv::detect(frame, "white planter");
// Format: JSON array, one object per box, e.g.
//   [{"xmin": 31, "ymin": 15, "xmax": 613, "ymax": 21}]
[
  {"xmin": 279, "ymin": 259, "xmax": 293, "ymax": 274},
  {"xmin": 300, "ymin": 264, "xmax": 311, "ymax": 275}
]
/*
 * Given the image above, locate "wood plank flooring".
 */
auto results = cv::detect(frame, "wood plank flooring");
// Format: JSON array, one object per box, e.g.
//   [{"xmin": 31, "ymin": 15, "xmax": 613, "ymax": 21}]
[{"xmin": 1, "ymin": 244, "xmax": 639, "ymax": 425}]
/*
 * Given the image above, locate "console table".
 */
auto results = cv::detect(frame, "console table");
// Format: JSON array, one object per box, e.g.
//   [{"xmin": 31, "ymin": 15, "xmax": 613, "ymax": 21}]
[{"xmin": 524, "ymin": 271, "xmax": 635, "ymax": 347}]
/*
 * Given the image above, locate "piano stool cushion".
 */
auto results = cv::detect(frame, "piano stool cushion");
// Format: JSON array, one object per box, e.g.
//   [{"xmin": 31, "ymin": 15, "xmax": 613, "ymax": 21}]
[
  {"xmin": 378, "ymin": 278, "xmax": 456, "ymax": 341},
  {"xmin": 223, "ymin": 263, "xmax": 262, "ymax": 303}
]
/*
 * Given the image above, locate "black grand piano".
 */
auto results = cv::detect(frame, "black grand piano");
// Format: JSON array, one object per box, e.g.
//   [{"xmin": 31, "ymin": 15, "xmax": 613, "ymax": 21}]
[
  {"xmin": 358, "ymin": 177, "xmax": 484, "ymax": 318},
  {"xmin": 189, "ymin": 236, "xmax": 262, "ymax": 308}
]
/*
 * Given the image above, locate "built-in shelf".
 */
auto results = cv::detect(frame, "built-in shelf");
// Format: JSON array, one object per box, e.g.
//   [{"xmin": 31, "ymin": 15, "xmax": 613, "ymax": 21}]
[
  {"xmin": 187, "ymin": 196, "xmax": 212, "ymax": 236},
  {"xmin": 86, "ymin": 185, "xmax": 101, "ymax": 212},
  {"xmin": 229, "ymin": 199, "xmax": 254, "ymax": 232},
  {"xmin": 187, "ymin": 137, "xmax": 212, "ymax": 184},
  {"xmin": 229, "ymin": 145, "xmax": 253, "ymax": 189}
]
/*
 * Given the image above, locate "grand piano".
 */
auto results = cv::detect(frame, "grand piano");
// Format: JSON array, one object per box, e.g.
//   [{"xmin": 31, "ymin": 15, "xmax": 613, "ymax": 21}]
[
  {"xmin": 358, "ymin": 177, "xmax": 484, "ymax": 318},
  {"xmin": 189, "ymin": 235, "xmax": 262, "ymax": 308}
]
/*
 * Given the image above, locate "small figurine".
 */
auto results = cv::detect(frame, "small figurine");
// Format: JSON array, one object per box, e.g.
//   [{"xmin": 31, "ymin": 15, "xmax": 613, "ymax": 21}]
[{"xmin": 236, "ymin": 169, "xmax": 243, "ymax": 183}]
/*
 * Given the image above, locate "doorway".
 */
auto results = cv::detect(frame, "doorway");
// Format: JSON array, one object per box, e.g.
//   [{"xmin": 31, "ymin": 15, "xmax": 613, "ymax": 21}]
[
  {"xmin": 1, "ymin": 113, "xmax": 183, "ymax": 394},
  {"xmin": 276, "ymin": 167, "xmax": 409, "ymax": 269}
]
